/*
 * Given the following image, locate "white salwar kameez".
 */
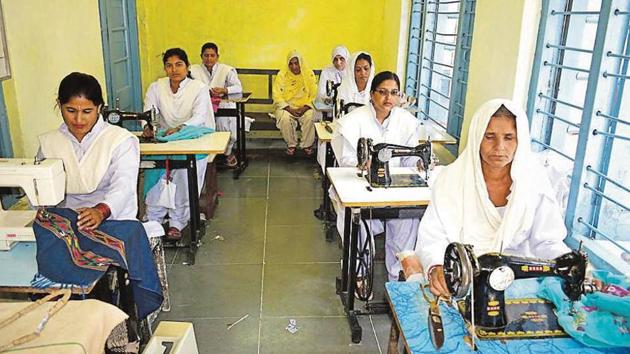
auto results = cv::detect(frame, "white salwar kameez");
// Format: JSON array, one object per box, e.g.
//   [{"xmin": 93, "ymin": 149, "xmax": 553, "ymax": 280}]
[
  {"xmin": 415, "ymin": 99, "xmax": 571, "ymax": 272},
  {"xmin": 38, "ymin": 118, "xmax": 140, "ymax": 220},
  {"xmin": 331, "ymin": 104, "xmax": 423, "ymax": 280},
  {"xmin": 143, "ymin": 77, "xmax": 213, "ymax": 230},
  {"xmin": 190, "ymin": 63, "xmax": 242, "ymax": 155}
]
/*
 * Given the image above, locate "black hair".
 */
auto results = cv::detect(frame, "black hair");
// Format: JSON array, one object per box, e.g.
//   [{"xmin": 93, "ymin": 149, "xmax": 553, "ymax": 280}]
[
  {"xmin": 201, "ymin": 42, "xmax": 219, "ymax": 56},
  {"xmin": 370, "ymin": 71, "xmax": 400, "ymax": 92},
  {"xmin": 492, "ymin": 104, "xmax": 517, "ymax": 119},
  {"xmin": 57, "ymin": 72, "xmax": 104, "ymax": 107},
  {"xmin": 163, "ymin": 48, "xmax": 192, "ymax": 78},
  {"xmin": 355, "ymin": 53, "xmax": 372, "ymax": 67}
]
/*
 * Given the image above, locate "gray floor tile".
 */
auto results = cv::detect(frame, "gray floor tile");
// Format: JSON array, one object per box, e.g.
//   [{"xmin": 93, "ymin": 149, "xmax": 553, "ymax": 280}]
[
  {"xmin": 211, "ymin": 197, "xmax": 267, "ymax": 225},
  {"xmin": 268, "ymin": 177, "xmax": 322, "ymax": 200},
  {"xmin": 265, "ymin": 224, "xmax": 340, "ymax": 264},
  {"xmin": 262, "ymin": 263, "xmax": 344, "ymax": 317},
  {"xmin": 164, "ymin": 264, "xmax": 262, "ymax": 318},
  {"xmin": 259, "ymin": 316, "xmax": 381, "ymax": 354},
  {"xmin": 218, "ymin": 155, "xmax": 269, "ymax": 178},
  {"xmin": 170, "ymin": 317, "xmax": 259, "ymax": 354},
  {"xmin": 267, "ymin": 198, "xmax": 322, "ymax": 226},
  {"xmin": 370, "ymin": 314, "xmax": 394, "ymax": 354},
  {"xmin": 269, "ymin": 159, "xmax": 320, "ymax": 178},
  {"xmin": 218, "ymin": 176, "xmax": 268, "ymax": 198}
]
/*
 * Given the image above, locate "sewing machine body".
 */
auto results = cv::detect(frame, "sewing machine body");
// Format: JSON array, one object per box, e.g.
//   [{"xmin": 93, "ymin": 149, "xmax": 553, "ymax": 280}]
[
  {"xmin": 102, "ymin": 105, "xmax": 160, "ymax": 143},
  {"xmin": 356, "ymin": 137, "xmax": 431, "ymax": 188},
  {"xmin": 443, "ymin": 242, "xmax": 591, "ymax": 338},
  {"xmin": 0, "ymin": 158, "xmax": 65, "ymax": 250}
]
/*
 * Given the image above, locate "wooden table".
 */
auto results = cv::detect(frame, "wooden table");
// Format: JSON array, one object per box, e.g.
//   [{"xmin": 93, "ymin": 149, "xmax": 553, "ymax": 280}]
[
  {"xmin": 418, "ymin": 120, "xmax": 457, "ymax": 145},
  {"xmin": 140, "ymin": 132, "xmax": 229, "ymax": 265},
  {"xmin": 314, "ymin": 121, "xmax": 337, "ymax": 240},
  {"xmin": 215, "ymin": 92, "xmax": 252, "ymax": 179},
  {"xmin": 327, "ymin": 167, "xmax": 430, "ymax": 343},
  {"xmin": 314, "ymin": 100, "xmax": 333, "ymax": 121}
]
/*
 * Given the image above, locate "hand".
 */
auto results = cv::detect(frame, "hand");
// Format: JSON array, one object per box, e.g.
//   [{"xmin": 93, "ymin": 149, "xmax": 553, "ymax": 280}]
[
  {"xmin": 76, "ymin": 207, "xmax": 105, "ymax": 231},
  {"xmin": 164, "ymin": 125, "xmax": 183, "ymax": 136},
  {"xmin": 284, "ymin": 106, "xmax": 299, "ymax": 117},
  {"xmin": 417, "ymin": 152, "xmax": 439, "ymax": 172},
  {"xmin": 142, "ymin": 125, "xmax": 155, "ymax": 138},
  {"xmin": 210, "ymin": 87, "xmax": 227, "ymax": 96},
  {"xmin": 428, "ymin": 266, "xmax": 451, "ymax": 297}
]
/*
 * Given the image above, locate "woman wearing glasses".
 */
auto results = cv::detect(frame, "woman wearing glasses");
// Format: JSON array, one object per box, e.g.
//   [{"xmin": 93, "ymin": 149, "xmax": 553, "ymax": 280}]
[{"xmin": 331, "ymin": 71, "xmax": 426, "ymax": 283}]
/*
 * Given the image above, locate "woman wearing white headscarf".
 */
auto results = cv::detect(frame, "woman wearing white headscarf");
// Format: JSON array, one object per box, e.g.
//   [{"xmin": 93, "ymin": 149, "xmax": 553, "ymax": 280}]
[
  {"xmin": 337, "ymin": 51, "xmax": 375, "ymax": 106},
  {"xmin": 414, "ymin": 99, "xmax": 571, "ymax": 296},
  {"xmin": 316, "ymin": 45, "xmax": 349, "ymax": 103}
]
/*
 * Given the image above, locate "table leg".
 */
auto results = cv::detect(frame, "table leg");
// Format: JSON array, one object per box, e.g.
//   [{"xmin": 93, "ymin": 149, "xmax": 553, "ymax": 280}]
[
  {"xmin": 347, "ymin": 208, "xmax": 362, "ymax": 343},
  {"xmin": 186, "ymin": 154, "xmax": 200, "ymax": 265},
  {"xmin": 233, "ymin": 101, "xmax": 248, "ymax": 179},
  {"xmin": 388, "ymin": 320, "xmax": 401, "ymax": 354},
  {"xmin": 323, "ymin": 142, "xmax": 334, "ymax": 241}
]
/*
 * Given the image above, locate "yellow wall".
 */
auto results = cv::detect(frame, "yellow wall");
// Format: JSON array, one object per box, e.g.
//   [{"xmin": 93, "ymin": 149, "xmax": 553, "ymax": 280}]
[
  {"xmin": 136, "ymin": 0, "xmax": 405, "ymax": 110},
  {"xmin": 2, "ymin": 0, "xmax": 106, "ymax": 156},
  {"xmin": 459, "ymin": 0, "xmax": 540, "ymax": 151}
]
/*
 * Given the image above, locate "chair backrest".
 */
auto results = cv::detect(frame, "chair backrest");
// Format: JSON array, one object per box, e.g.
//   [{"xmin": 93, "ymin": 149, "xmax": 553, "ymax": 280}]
[{"xmin": 235, "ymin": 68, "xmax": 322, "ymax": 106}]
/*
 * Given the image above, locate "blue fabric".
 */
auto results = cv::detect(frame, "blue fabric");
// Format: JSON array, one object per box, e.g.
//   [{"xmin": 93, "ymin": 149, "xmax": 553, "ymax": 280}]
[
  {"xmin": 538, "ymin": 276, "xmax": 630, "ymax": 348},
  {"xmin": 142, "ymin": 126, "xmax": 214, "ymax": 196},
  {"xmin": 32, "ymin": 208, "xmax": 163, "ymax": 319}
]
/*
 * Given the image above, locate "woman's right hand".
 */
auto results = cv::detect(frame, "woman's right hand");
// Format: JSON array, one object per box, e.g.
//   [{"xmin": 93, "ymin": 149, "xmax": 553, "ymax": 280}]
[
  {"xmin": 142, "ymin": 125, "xmax": 154, "ymax": 138},
  {"xmin": 428, "ymin": 266, "xmax": 451, "ymax": 297}
]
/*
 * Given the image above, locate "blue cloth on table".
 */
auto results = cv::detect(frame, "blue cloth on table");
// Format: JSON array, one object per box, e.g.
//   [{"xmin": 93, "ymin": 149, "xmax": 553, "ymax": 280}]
[
  {"xmin": 32, "ymin": 208, "xmax": 163, "ymax": 319},
  {"xmin": 142, "ymin": 126, "xmax": 215, "ymax": 196}
]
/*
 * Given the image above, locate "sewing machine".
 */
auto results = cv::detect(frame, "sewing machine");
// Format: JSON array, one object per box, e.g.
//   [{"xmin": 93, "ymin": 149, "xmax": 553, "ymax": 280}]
[
  {"xmin": 356, "ymin": 137, "xmax": 432, "ymax": 188},
  {"xmin": 0, "ymin": 158, "xmax": 65, "ymax": 250},
  {"xmin": 102, "ymin": 101, "xmax": 159, "ymax": 143},
  {"xmin": 443, "ymin": 242, "xmax": 596, "ymax": 339}
]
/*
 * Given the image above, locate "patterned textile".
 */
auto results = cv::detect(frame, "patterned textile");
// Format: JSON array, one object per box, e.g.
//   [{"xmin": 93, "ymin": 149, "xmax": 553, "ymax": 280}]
[{"xmin": 33, "ymin": 208, "xmax": 164, "ymax": 319}]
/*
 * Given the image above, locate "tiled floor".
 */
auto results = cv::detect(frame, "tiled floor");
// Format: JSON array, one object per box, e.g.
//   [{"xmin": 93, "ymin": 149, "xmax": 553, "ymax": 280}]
[{"xmin": 158, "ymin": 150, "xmax": 393, "ymax": 354}]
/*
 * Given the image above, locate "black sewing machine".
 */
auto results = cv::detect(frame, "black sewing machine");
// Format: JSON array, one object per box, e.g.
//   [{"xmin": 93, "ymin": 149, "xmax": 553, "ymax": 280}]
[
  {"xmin": 102, "ymin": 100, "xmax": 159, "ymax": 143},
  {"xmin": 356, "ymin": 137, "xmax": 432, "ymax": 188},
  {"xmin": 443, "ymin": 242, "xmax": 596, "ymax": 339}
]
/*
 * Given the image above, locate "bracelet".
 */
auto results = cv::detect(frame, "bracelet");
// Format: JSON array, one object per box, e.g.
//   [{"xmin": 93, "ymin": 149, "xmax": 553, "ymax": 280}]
[{"xmin": 94, "ymin": 203, "xmax": 111, "ymax": 219}]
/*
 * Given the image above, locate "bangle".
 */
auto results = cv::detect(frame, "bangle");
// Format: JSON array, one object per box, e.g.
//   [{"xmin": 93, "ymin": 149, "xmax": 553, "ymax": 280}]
[{"xmin": 94, "ymin": 203, "xmax": 111, "ymax": 219}]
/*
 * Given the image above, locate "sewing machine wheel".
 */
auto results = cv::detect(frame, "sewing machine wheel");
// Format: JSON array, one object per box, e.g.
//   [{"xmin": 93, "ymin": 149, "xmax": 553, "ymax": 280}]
[
  {"xmin": 443, "ymin": 242, "xmax": 476, "ymax": 299},
  {"xmin": 355, "ymin": 219, "xmax": 375, "ymax": 302}
]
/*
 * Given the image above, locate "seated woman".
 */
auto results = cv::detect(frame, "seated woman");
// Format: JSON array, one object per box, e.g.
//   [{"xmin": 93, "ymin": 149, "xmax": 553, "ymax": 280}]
[
  {"xmin": 337, "ymin": 51, "xmax": 375, "ymax": 107},
  {"xmin": 190, "ymin": 42, "xmax": 243, "ymax": 167},
  {"xmin": 143, "ymin": 48, "xmax": 213, "ymax": 239},
  {"xmin": 273, "ymin": 50, "xmax": 318, "ymax": 156},
  {"xmin": 413, "ymin": 99, "xmax": 571, "ymax": 297},
  {"xmin": 316, "ymin": 45, "xmax": 349, "ymax": 104},
  {"xmin": 38, "ymin": 72, "xmax": 139, "ymax": 228},
  {"xmin": 331, "ymin": 71, "xmax": 425, "ymax": 283}
]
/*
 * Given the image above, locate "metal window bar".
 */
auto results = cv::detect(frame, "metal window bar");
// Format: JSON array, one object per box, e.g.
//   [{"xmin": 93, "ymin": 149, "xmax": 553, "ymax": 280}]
[
  {"xmin": 546, "ymin": 43, "xmax": 593, "ymax": 54},
  {"xmin": 577, "ymin": 217, "xmax": 629, "ymax": 251},
  {"xmin": 543, "ymin": 61, "xmax": 591, "ymax": 73},
  {"xmin": 425, "ymin": 30, "xmax": 458, "ymax": 37},
  {"xmin": 427, "ymin": 11, "xmax": 460, "ymax": 15},
  {"xmin": 419, "ymin": 93, "xmax": 450, "ymax": 111},
  {"xmin": 586, "ymin": 165, "xmax": 630, "ymax": 194},
  {"xmin": 427, "ymin": 0, "xmax": 461, "ymax": 4},
  {"xmin": 420, "ymin": 83, "xmax": 451, "ymax": 100},
  {"xmin": 423, "ymin": 57, "xmax": 454, "ymax": 68},
  {"xmin": 607, "ymin": 51, "xmax": 630, "ymax": 59},
  {"xmin": 535, "ymin": 108, "xmax": 581, "ymax": 128},
  {"xmin": 603, "ymin": 71, "xmax": 630, "ymax": 79},
  {"xmin": 550, "ymin": 10, "xmax": 600, "ymax": 16},
  {"xmin": 592, "ymin": 129, "xmax": 630, "ymax": 142},
  {"xmin": 422, "ymin": 66, "xmax": 453, "ymax": 80},
  {"xmin": 583, "ymin": 183, "xmax": 630, "ymax": 212},
  {"xmin": 538, "ymin": 93, "xmax": 584, "ymax": 110},
  {"xmin": 596, "ymin": 111, "xmax": 630, "ymax": 126},
  {"xmin": 614, "ymin": 9, "xmax": 629, "ymax": 16},
  {"xmin": 424, "ymin": 38, "xmax": 457, "ymax": 47},
  {"xmin": 418, "ymin": 110, "xmax": 448, "ymax": 130},
  {"xmin": 531, "ymin": 139, "xmax": 575, "ymax": 161}
]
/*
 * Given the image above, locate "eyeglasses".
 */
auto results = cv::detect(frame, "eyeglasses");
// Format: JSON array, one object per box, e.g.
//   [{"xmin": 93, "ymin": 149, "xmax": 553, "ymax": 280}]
[{"xmin": 374, "ymin": 88, "xmax": 402, "ymax": 97}]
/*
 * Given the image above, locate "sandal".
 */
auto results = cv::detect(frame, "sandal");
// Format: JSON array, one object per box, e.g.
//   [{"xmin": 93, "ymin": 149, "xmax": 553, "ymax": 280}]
[
  {"xmin": 303, "ymin": 147, "xmax": 315, "ymax": 157},
  {"xmin": 225, "ymin": 154, "xmax": 238, "ymax": 168},
  {"xmin": 286, "ymin": 147, "xmax": 296, "ymax": 156},
  {"xmin": 166, "ymin": 226, "xmax": 182, "ymax": 241}
]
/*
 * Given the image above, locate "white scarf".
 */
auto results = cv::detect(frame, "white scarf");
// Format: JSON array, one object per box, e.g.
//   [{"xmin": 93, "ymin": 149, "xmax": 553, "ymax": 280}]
[
  {"xmin": 430, "ymin": 98, "xmax": 555, "ymax": 255},
  {"xmin": 156, "ymin": 77, "xmax": 207, "ymax": 127},
  {"xmin": 329, "ymin": 46, "xmax": 349, "ymax": 82},
  {"xmin": 190, "ymin": 63, "xmax": 232, "ymax": 89},
  {"xmin": 338, "ymin": 51, "xmax": 375, "ymax": 105}
]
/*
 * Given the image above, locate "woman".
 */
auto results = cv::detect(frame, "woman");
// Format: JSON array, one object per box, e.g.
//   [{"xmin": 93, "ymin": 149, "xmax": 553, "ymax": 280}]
[
  {"xmin": 337, "ymin": 51, "xmax": 375, "ymax": 106},
  {"xmin": 331, "ymin": 71, "xmax": 424, "ymax": 282},
  {"xmin": 38, "ymin": 72, "xmax": 139, "ymax": 229},
  {"xmin": 143, "ymin": 48, "xmax": 213, "ymax": 239},
  {"xmin": 273, "ymin": 50, "xmax": 318, "ymax": 156},
  {"xmin": 190, "ymin": 42, "xmax": 243, "ymax": 167},
  {"xmin": 316, "ymin": 45, "xmax": 349, "ymax": 104},
  {"xmin": 414, "ymin": 99, "xmax": 571, "ymax": 297}
]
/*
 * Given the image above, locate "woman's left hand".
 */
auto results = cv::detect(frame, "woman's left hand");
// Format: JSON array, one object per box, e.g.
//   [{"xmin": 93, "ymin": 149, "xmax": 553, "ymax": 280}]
[
  {"xmin": 164, "ymin": 125, "xmax": 183, "ymax": 136},
  {"xmin": 77, "ymin": 207, "xmax": 105, "ymax": 230},
  {"xmin": 210, "ymin": 87, "xmax": 227, "ymax": 96}
]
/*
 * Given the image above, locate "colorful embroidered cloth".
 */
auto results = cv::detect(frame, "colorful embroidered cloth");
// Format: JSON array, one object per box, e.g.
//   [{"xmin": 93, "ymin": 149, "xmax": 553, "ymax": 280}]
[
  {"xmin": 538, "ymin": 275, "xmax": 630, "ymax": 348},
  {"xmin": 32, "ymin": 208, "xmax": 163, "ymax": 319}
]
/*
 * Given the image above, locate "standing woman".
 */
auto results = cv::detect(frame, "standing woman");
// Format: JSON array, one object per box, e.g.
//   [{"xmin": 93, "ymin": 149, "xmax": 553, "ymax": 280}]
[
  {"xmin": 273, "ymin": 50, "xmax": 318, "ymax": 156},
  {"xmin": 143, "ymin": 48, "xmax": 213, "ymax": 239},
  {"xmin": 337, "ymin": 51, "xmax": 375, "ymax": 106},
  {"xmin": 316, "ymin": 45, "xmax": 349, "ymax": 104},
  {"xmin": 190, "ymin": 42, "xmax": 243, "ymax": 167},
  {"xmin": 38, "ymin": 72, "xmax": 139, "ymax": 228}
]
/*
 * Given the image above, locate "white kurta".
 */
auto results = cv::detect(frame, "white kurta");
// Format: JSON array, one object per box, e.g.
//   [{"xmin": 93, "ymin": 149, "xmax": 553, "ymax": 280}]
[
  {"xmin": 38, "ymin": 118, "xmax": 140, "ymax": 220},
  {"xmin": 337, "ymin": 51, "xmax": 375, "ymax": 106},
  {"xmin": 143, "ymin": 77, "xmax": 211, "ymax": 229},
  {"xmin": 331, "ymin": 104, "xmax": 423, "ymax": 280},
  {"xmin": 414, "ymin": 98, "xmax": 571, "ymax": 273},
  {"xmin": 191, "ymin": 63, "xmax": 242, "ymax": 155}
]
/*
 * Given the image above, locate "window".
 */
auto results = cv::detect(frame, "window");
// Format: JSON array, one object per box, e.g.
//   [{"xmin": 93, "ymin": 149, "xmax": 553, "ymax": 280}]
[
  {"xmin": 0, "ymin": 2, "xmax": 10, "ymax": 80},
  {"xmin": 404, "ymin": 0, "xmax": 476, "ymax": 143},
  {"xmin": 527, "ymin": 0, "xmax": 630, "ymax": 272}
]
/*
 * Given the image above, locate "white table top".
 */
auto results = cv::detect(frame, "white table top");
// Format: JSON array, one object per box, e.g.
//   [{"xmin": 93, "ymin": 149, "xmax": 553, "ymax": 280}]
[
  {"xmin": 315, "ymin": 121, "xmax": 337, "ymax": 142},
  {"xmin": 418, "ymin": 121, "xmax": 457, "ymax": 144},
  {"xmin": 139, "ymin": 132, "xmax": 230, "ymax": 155},
  {"xmin": 327, "ymin": 167, "xmax": 431, "ymax": 208},
  {"xmin": 313, "ymin": 100, "xmax": 333, "ymax": 113}
]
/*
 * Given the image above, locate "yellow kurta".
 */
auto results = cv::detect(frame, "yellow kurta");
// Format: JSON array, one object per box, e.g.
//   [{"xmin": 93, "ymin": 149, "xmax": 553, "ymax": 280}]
[{"xmin": 273, "ymin": 50, "xmax": 317, "ymax": 110}]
